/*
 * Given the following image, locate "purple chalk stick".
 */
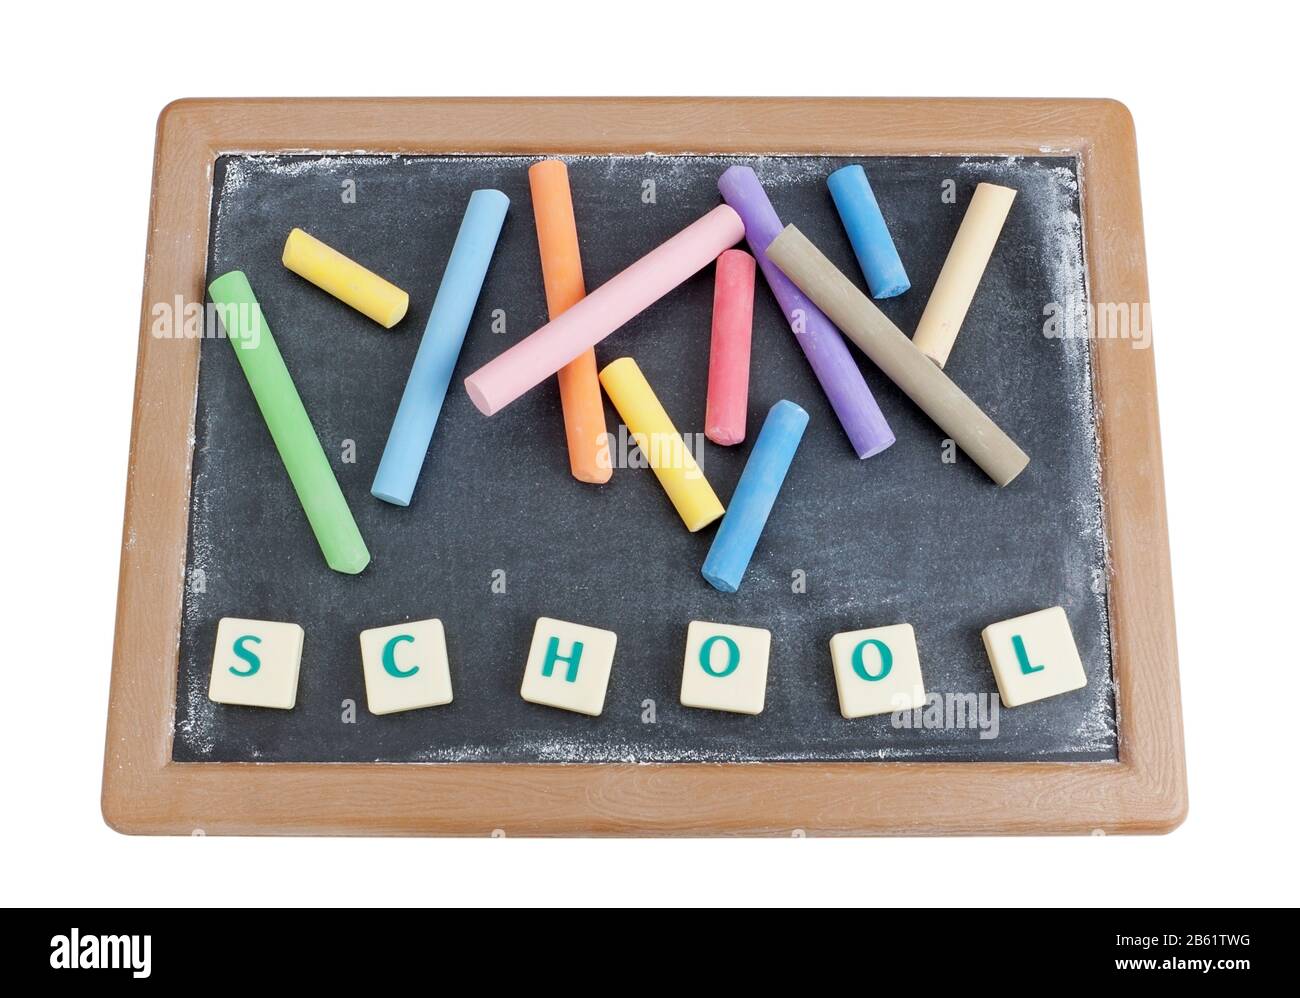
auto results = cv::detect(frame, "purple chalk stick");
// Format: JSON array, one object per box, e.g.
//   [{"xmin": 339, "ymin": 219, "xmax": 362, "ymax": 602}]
[{"xmin": 718, "ymin": 165, "xmax": 894, "ymax": 459}]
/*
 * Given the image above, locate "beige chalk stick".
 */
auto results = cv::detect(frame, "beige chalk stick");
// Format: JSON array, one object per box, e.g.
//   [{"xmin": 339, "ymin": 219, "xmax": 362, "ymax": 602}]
[
  {"xmin": 912, "ymin": 183, "xmax": 1016, "ymax": 368},
  {"xmin": 765, "ymin": 225, "xmax": 1030, "ymax": 487}
]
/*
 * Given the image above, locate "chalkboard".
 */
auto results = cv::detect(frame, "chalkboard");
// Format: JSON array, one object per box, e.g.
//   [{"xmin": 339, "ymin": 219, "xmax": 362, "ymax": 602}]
[{"xmin": 174, "ymin": 152, "xmax": 1115, "ymax": 764}]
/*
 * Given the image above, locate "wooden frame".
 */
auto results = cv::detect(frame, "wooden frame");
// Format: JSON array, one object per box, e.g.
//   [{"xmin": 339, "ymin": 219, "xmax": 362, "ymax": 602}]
[{"xmin": 103, "ymin": 98, "xmax": 1185, "ymax": 836}]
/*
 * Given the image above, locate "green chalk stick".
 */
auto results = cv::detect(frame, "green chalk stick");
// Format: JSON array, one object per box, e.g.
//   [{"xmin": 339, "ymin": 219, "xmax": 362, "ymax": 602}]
[{"xmin": 208, "ymin": 270, "xmax": 370, "ymax": 575}]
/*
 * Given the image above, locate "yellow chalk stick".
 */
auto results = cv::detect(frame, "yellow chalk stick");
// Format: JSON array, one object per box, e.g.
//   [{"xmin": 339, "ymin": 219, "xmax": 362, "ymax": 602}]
[
  {"xmin": 598, "ymin": 357, "xmax": 724, "ymax": 532},
  {"xmin": 281, "ymin": 228, "xmax": 409, "ymax": 328}
]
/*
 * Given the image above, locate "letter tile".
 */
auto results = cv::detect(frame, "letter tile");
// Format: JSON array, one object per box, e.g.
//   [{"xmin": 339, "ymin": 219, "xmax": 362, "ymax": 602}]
[
  {"xmin": 520, "ymin": 617, "xmax": 618, "ymax": 716},
  {"xmin": 359, "ymin": 618, "xmax": 453, "ymax": 715}
]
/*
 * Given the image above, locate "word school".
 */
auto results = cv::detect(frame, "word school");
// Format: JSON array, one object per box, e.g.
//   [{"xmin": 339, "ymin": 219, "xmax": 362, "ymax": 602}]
[{"xmin": 208, "ymin": 606, "xmax": 1090, "ymax": 719}]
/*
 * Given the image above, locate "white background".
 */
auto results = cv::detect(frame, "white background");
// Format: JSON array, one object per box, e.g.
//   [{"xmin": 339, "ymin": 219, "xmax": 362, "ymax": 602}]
[{"xmin": 3, "ymin": 1, "xmax": 1296, "ymax": 907}]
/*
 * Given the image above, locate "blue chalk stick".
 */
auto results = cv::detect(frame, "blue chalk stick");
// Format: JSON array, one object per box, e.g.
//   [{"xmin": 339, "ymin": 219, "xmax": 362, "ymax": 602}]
[
  {"xmin": 702, "ymin": 400, "xmax": 809, "ymax": 593},
  {"xmin": 827, "ymin": 164, "xmax": 910, "ymax": 299},
  {"xmin": 372, "ymin": 189, "xmax": 509, "ymax": 506}
]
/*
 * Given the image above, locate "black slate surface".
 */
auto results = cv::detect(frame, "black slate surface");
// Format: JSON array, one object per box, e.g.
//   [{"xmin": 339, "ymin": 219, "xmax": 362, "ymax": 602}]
[{"xmin": 173, "ymin": 153, "xmax": 1115, "ymax": 763}]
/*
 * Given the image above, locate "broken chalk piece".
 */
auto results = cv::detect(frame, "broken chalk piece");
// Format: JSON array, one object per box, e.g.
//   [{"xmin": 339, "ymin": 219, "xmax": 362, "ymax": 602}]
[
  {"xmin": 598, "ymin": 357, "xmax": 725, "ymax": 533},
  {"xmin": 702, "ymin": 400, "xmax": 808, "ymax": 593},
  {"xmin": 281, "ymin": 227, "xmax": 409, "ymax": 328},
  {"xmin": 827, "ymin": 164, "xmax": 910, "ymax": 299}
]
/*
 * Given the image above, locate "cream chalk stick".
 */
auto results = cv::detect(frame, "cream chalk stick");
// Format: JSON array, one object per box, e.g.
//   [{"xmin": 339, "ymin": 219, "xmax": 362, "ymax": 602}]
[{"xmin": 912, "ymin": 183, "xmax": 1016, "ymax": 368}]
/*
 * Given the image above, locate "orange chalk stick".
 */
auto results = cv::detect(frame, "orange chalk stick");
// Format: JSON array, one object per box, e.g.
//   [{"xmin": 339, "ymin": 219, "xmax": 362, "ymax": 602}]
[{"xmin": 529, "ymin": 160, "xmax": 612, "ymax": 484}]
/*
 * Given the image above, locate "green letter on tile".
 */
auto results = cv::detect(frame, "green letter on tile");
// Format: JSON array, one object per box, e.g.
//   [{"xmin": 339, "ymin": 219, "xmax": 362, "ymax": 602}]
[
  {"xmin": 851, "ymin": 638, "xmax": 892, "ymax": 682},
  {"xmin": 541, "ymin": 636, "xmax": 584, "ymax": 683},
  {"xmin": 1012, "ymin": 634, "xmax": 1045, "ymax": 674},
  {"xmin": 229, "ymin": 634, "xmax": 262, "ymax": 677},
  {"xmin": 382, "ymin": 633, "xmax": 419, "ymax": 678},
  {"xmin": 698, "ymin": 634, "xmax": 741, "ymax": 678}
]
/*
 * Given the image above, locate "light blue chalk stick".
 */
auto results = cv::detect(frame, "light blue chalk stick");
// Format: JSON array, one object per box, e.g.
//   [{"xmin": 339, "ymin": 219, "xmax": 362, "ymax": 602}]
[
  {"xmin": 827, "ymin": 164, "xmax": 910, "ymax": 299},
  {"xmin": 372, "ymin": 189, "xmax": 509, "ymax": 506},
  {"xmin": 702, "ymin": 400, "xmax": 809, "ymax": 593}
]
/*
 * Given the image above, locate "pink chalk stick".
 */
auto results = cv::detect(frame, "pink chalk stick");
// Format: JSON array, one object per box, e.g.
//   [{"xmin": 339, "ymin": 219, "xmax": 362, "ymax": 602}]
[
  {"xmin": 705, "ymin": 249, "xmax": 756, "ymax": 445},
  {"xmin": 465, "ymin": 205, "xmax": 744, "ymax": 416}
]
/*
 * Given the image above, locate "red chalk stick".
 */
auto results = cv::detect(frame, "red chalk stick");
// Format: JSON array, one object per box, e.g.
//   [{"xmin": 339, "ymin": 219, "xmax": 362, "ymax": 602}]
[{"xmin": 705, "ymin": 249, "xmax": 757, "ymax": 446}]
